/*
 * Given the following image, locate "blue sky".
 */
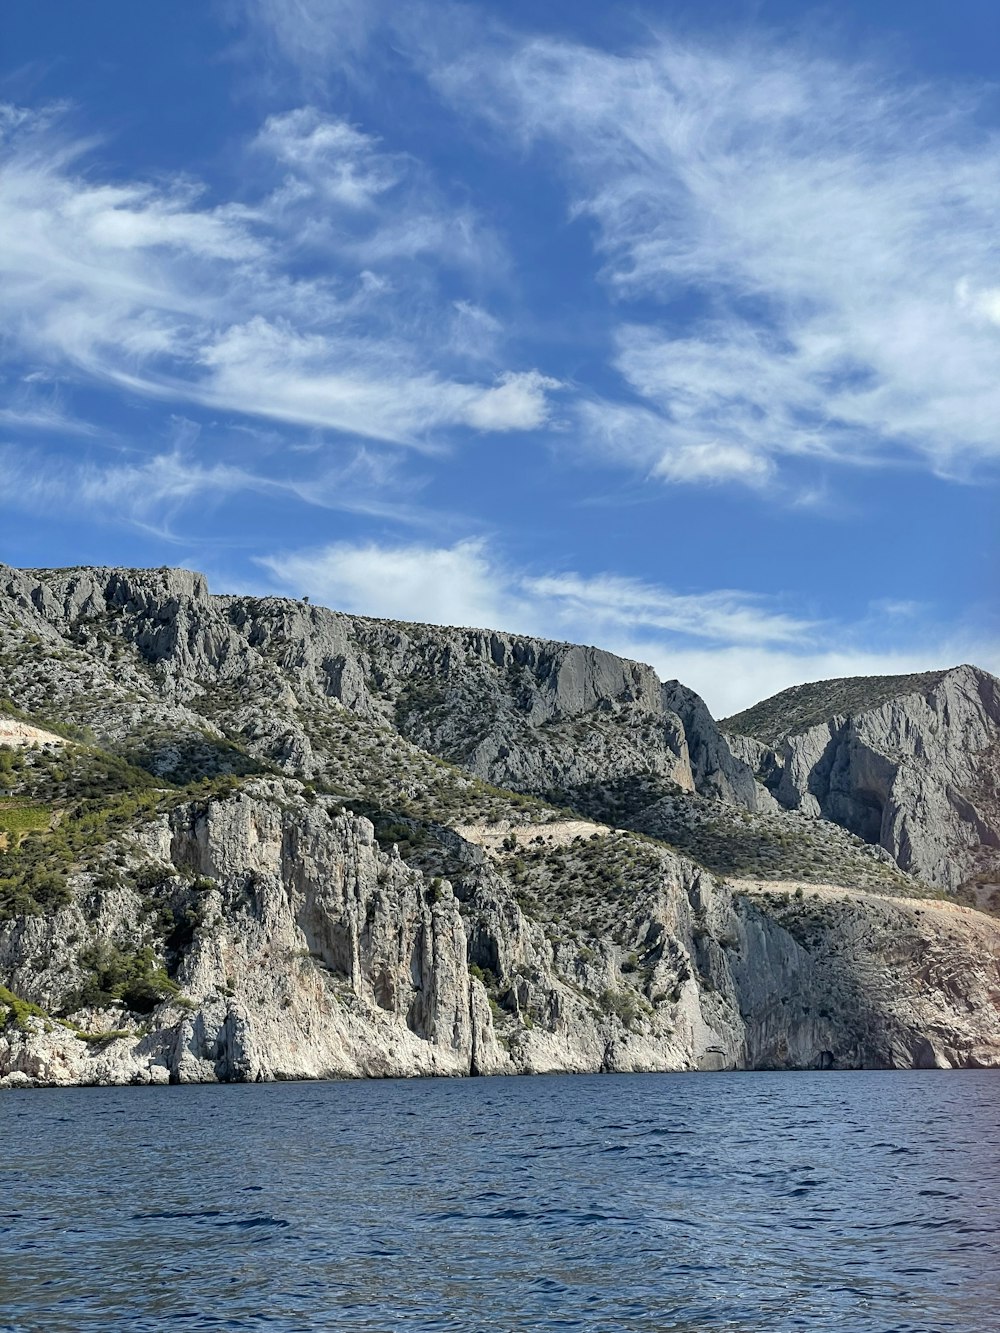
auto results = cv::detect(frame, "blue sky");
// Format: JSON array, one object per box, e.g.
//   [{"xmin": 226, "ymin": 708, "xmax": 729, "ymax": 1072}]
[{"xmin": 2, "ymin": 0, "xmax": 998, "ymax": 714}]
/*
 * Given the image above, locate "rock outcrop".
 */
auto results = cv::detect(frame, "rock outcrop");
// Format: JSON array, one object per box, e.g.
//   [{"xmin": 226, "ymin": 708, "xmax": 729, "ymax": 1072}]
[
  {"xmin": 0, "ymin": 717, "xmax": 65, "ymax": 750},
  {"xmin": 1, "ymin": 565, "xmax": 998, "ymax": 1085},
  {"xmin": 3, "ymin": 783, "xmax": 998, "ymax": 1087},
  {"xmin": 0, "ymin": 563, "xmax": 770, "ymax": 811},
  {"xmin": 724, "ymin": 666, "xmax": 1000, "ymax": 893}
]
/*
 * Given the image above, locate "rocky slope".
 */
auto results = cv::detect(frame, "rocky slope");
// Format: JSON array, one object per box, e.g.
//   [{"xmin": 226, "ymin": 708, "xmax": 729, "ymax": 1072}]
[
  {"xmin": 1, "ymin": 565, "xmax": 998, "ymax": 1085},
  {"xmin": 723, "ymin": 666, "xmax": 1000, "ymax": 896},
  {"xmin": 0, "ymin": 563, "xmax": 767, "ymax": 811}
]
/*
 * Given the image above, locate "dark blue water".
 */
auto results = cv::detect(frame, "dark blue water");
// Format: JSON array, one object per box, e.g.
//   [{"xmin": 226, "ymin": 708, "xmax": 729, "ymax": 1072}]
[{"xmin": 2, "ymin": 1073, "xmax": 999, "ymax": 1332}]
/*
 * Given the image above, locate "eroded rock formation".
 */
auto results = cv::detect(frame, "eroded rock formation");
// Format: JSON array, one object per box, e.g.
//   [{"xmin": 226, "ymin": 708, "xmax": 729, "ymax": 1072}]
[
  {"xmin": 1, "ymin": 566, "xmax": 998, "ymax": 1085},
  {"xmin": 724, "ymin": 666, "xmax": 1000, "ymax": 893}
]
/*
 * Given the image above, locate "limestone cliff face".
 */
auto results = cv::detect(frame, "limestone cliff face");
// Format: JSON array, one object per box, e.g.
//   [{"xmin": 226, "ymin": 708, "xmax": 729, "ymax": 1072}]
[
  {"xmin": 0, "ymin": 784, "xmax": 712, "ymax": 1085},
  {"xmin": 2, "ymin": 565, "xmax": 999, "ymax": 1087},
  {"xmin": 0, "ymin": 563, "xmax": 768, "ymax": 812},
  {"xmin": 730, "ymin": 883, "xmax": 1000, "ymax": 1069},
  {"xmin": 3, "ymin": 784, "xmax": 998, "ymax": 1087},
  {"xmin": 725, "ymin": 666, "xmax": 1000, "ymax": 892}
]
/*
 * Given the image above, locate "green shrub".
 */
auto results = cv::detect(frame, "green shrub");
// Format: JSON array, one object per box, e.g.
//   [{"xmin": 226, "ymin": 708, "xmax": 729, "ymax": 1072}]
[
  {"xmin": 599, "ymin": 987, "xmax": 639, "ymax": 1027},
  {"xmin": 71, "ymin": 941, "xmax": 179, "ymax": 1014},
  {"xmin": 0, "ymin": 865, "xmax": 70, "ymax": 919},
  {"xmin": 468, "ymin": 963, "xmax": 499, "ymax": 990},
  {"xmin": 0, "ymin": 983, "xmax": 50, "ymax": 1032}
]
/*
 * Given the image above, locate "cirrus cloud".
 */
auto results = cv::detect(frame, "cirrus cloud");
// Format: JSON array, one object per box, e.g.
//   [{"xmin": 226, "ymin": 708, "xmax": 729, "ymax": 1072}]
[
  {"xmin": 256, "ymin": 535, "xmax": 1000, "ymax": 714},
  {"xmin": 0, "ymin": 102, "xmax": 558, "ymax": 448},
  {"xmin": 433, "ymin": 28, "xmax": 1000, "ymax": 484}
]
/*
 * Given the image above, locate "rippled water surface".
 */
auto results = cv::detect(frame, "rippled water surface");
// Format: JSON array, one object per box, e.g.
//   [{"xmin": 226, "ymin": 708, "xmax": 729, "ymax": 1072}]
[{"xmin": 2, "ymin": 1072, "xmax": 999, "ymax": 1331}]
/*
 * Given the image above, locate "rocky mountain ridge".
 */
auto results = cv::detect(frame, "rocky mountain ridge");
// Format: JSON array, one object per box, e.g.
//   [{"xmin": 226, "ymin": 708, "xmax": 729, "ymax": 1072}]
[
  {"xmin": 4, "ymin": 778, "xmax": 997, "ymax": 1087},
  {"xmin": 0, "ymin": 563, "xmax": 766, "ymax": 810},
  {"xmin": 723, "ymin": 665, "xmax": 1000, "ymax": 895},
  {"xmin": 1, "ymin": 564, "xmax": 998, "ymax": 1085}
]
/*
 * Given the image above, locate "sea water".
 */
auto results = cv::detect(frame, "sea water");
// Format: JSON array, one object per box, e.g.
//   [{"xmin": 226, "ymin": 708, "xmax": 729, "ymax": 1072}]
[{"xmin": 2, "ymin": 1071, "xmax": 998, "ymax": 1331}]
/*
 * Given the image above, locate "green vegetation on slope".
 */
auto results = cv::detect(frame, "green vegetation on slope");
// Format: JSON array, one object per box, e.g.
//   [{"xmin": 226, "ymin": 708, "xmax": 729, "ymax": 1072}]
[
  {"xmin": 71, "ymin": 941, "xmax": 180, "ymax": 1014},
  {"xmin": 721, "ymin": 669, "xmax": 952, "ymax": 745},
  {"xmin": 244, "ymin": 701, "xmax": 555, "ymax": 832},
  {"xmin": 496, "ymin": 829, "xmax": 678, "ymax": 944},
  {"xmin": 0, "ymin": 740, "xmax": 236, "ymax": 921},
  {"xmin": 533, "ymin": 771, "xmax": 923, "ymax": 895}
]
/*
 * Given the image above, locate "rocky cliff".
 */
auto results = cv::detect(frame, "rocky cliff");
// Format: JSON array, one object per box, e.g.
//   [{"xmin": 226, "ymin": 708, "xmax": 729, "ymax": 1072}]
[
  {"xmin": 0, "ymin": 563, "xmax": 770, "ymax": 809},
  {"xmin": 3, "ymin": 781, "xmax": 997, "ymax": 1087},
  {"xmin": 723, "ymin": 666, "xmax": 1000, "ymax": 895},
  {"xmin": 1, "ymin": 565, "xmax": 998, "ymax": 1085}
]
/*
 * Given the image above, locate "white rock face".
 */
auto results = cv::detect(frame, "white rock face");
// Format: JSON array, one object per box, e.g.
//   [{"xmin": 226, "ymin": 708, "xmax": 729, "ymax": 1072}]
[
  {"xmin": 0, "ymin": 784, "xmax": 724, "ymax": 1085},
  {"xmin": 0, "ymin": 718, "xmax": 65, "ymax": 749},
  {"xmin": 2, "ymin": 566, "xmax": 999, "ymax": 1086},
  {"xmin": 726, "ymin": 665, "xmax": 1000, "ymax": 892},
  {"xmin": 3, "ymin": 783, "xmax": 999, "ymax": 1087}
]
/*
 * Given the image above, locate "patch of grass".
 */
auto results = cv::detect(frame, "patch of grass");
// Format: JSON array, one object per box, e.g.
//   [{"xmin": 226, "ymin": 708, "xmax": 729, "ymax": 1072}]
[
  {"xmin": 0, "ymin": 983, "xmax": 50, "ymax": 1032},
  {"xmin": 0, "ymin": 802, "xmax": 52, "ymax": 838}
]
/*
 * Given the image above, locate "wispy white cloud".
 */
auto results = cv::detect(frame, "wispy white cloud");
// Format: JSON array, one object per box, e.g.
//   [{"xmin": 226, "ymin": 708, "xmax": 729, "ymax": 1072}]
[
  {"xmin": 434, "ymin": 29, "xmax": 1000, "ymax": 483},
  {"xmin": 254, "ymin": 106, "xmax": 504, "ymax": 275},
  {"xmin": 631, "ymin": 643, "xmax": 1000, "ymax": 721},
  {"xmin": 259, "ymin": 538, "xmax": 510, "ymax": 629},
  {"xmin": 191, "ymin": 319, "xmax": 557, "ymax": 441},
  {"xmin": 256, "ymin": 108, "xmax": 400, "ymax": 210},
  {"xmin": 449, "ymin": 300, "xmax": 503, "ymax": 360},
  {"xmin": 238, "ymin": 0, "xmax": 394, "ymax": 80},
  {"xmin": 0, "ymin": 398, "xmax": 96, "ymax": 436},
  {"xmin": 461, "ymin": 370, "xmax": 561, "ymax": 432},
  {"xmin": 0, "ymin": 102, "xmax": 556, "ymax": 447},
  {"xmin": 0, "ymin": 446, "xmax": 266, "ymax": 538},
  {"xmin": 254, "ymin": 534, "xmax": 835, "ymax": 654},
  {"xmin": 0, "ymin": 441, "xmax": 437, "ymax": 539},
  {"xmin": 260, "ymin": 536, "xmax": 814, "ymax": 646},
  {"xmin": 521, "ymin": 571, "xmax": 813, "ymax": 645},
  {"xmin": 577, "ymin": 397, "xmax": 777, "ymax": 487},
  {"xmin": 258, "ymin": 535, "xmax": 1000, "ymax": 714}
]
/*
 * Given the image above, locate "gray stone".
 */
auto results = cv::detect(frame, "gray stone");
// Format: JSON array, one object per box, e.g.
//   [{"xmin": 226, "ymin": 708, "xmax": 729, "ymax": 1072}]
[
  {"xmin": 1, "ymin": 564, "xmax": 998, "ymax": 1085},
  {"xmin": 726, "ymin": 665, "xmax": 1000, "ymax": 891}
]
